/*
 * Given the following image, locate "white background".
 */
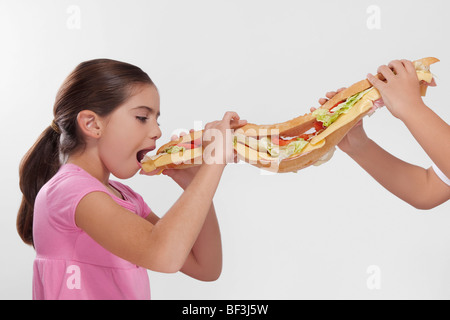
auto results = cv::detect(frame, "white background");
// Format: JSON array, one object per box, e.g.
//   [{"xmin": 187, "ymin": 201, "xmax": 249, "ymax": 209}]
[{"xmin": 1, "ymin": 0, "xmax": 449, "ymax": 299}]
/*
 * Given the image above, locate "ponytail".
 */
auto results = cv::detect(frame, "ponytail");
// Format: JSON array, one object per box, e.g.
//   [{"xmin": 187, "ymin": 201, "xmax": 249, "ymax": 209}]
[
  {"xmin": 17, "ymin": 58, "xmax": 154, "ymax": 246},
  {"xmin": 17, "ymin": 126, "xmax": 61, "ymax": 246}
]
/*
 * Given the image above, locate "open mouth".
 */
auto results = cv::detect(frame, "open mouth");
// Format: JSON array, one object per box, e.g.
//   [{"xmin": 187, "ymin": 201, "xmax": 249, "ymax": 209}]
[{"xmin": 137, "ymin": 147, "xmax": 155, "ymax": 163}]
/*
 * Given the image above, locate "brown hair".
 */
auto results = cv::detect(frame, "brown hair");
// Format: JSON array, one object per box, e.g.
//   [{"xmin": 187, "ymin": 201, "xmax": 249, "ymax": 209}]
[{"xmin": 17, "ymin": 59, "xmax": 154, "ymax": 246}]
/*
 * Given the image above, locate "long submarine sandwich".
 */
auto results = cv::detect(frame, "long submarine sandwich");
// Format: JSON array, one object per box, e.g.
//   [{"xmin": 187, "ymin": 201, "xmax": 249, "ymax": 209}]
[{"xmin": 140, "ymin": 57, "xmax": 439, "ymax": 173}]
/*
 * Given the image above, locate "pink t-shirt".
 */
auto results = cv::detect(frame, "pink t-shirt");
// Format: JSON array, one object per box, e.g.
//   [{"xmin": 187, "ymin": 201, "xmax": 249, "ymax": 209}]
[{"xmin": 32, "ymin": 163, "xmax": 152, "ymax": 300}]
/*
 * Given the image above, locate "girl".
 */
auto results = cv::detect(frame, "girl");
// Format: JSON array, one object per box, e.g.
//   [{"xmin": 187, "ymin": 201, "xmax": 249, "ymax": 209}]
[
  {"xmin": 319, "ymin": 59, "xmax": 450, "ymax": 209},
  {"xmin": 17, "ymin": 58, "xmax": 247, "ymax": 299}
]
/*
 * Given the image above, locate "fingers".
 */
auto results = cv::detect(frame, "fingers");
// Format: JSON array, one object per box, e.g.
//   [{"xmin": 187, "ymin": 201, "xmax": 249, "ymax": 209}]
[
  {"xmin": 205, "ymin": 112, "xmax": 239, "ymax": 129},
  {"xmin": 369, "ymin": 59, "xmax": 416, "ymax": 90},
  {"xmin": 325, "ymin": 91, "xmax": 336, "ymax": 99},
  {"xmin": 377, "ymin": 64, "xmax": 395, "ymax": 81},
  {"xmin": 222, "ymin": 111, "xmax": 247, "ymax": 129},
  {"xmin": 367, "ymin": 72, "xmax": 386, "ymax": 91},
  {"xmin": 318, "ymin": 87, "xmax": 346, "ymax": 105},
  {"xmin": 171, "ymin": 131, "xmax": 188, "ymax": 141},
  {"xmin": 387, "ymin": 60, "xmax": 406, "ymax": 76},
  {"xmin": 204, "ymin": 120, "xmax": 219, "ymax": 130},
  {"xmin": 170, "ymin": 128, "xmax": 197, "ymax": 142},
  {"xmin": 388, "ymin": 59, "xmax": 415, "ymax": 75},
  {"xmin": 222, "ymin": 111, "xmax": 240, "ymax": 123},
  {"xmin": 377, "ymin": 59, "xmax": 415, "ymax": 81},
  {"xmin": 230, "ymin": 119, "xmax": 248, "ymax": 129},
  {"xmin": 401, "ymin": 59, "xmax": 415, "ymax": 74},
  {"xmin": 318, "ymin": 98, "xmax": 327, "ymax": 105}
]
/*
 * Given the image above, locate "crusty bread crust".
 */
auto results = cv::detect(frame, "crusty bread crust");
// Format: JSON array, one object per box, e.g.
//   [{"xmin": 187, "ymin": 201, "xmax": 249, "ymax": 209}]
[
  {"xmin": 235, "ymin": 57, "xmax": 439, "ymax": 172},
  {"xmin": 142, "ymin": 57, "xmax": 439, "ymax": 173},
  {"xmin": 238, "ymin": 57, "xmax": 439, "ymax": 138}
]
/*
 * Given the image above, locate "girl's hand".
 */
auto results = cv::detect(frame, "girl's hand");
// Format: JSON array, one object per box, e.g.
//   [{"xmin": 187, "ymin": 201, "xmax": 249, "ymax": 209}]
[
  {"xmin": 367, "ymin": 59, "xmax": 424, "ymax": 120},
  {"xmin": 202, "ymin": 111, "xmax": 247, "ymax": 166},
  {"xmin": 168, "ymin": 112, "xmax": 246, "ymax": 188},
  {"xmin": 315, "ymin": 88, "xmax": 371, "ymax": 156}
]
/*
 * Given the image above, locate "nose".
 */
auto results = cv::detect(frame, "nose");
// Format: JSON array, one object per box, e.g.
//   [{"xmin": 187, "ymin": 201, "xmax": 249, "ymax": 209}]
[{"xmin": 149, "ymin": 123, "xmax": 162, "ymax": 141}]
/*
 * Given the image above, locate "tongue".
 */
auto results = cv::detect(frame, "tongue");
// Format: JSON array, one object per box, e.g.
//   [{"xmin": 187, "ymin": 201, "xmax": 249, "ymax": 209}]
[{"xmin": 137, "ymin": 150, "xmax": 150, "ymax": 162}]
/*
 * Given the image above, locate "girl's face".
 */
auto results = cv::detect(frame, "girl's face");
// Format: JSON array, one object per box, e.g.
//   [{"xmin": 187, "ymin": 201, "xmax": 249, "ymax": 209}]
[{"xmin": 98, "ymin": 84, "xmax": 162, "ymax": 179}]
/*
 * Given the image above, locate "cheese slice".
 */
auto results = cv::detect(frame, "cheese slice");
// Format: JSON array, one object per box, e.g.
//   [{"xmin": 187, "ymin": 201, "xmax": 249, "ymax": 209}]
[
  {"xmin": 234, "ymin": 142, "xmax": 276, "ymax": 165},
  {"xmin": 234, "ymin": 133, "xmax": 326, "ymax": 164},
  {"xmin": 297, "ymin": 138, "xmax": 325, "ymax": 153},
  {"xmin": 234, "ymin": 132, "xmax": 260, "ymax": 151},
  {"xmin": 141, "ymin": 147, "xmax": 203, "ymax": 172}
]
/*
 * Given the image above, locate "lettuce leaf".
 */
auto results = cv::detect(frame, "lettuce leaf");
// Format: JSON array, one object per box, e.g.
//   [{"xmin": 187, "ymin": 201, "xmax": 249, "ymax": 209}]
[
  {"xmin": 165, "ymin": 145, "xmax": 185, "ymax": 154},
  {"xmin": 313, "ymin": 88, "xmax": 372, "ymax": 127},
  {"xmin": 262, "ymin": 137, "xmax": 308, "ymax": 159},
  {"xmin": 285, "ymin": 139, "xmax": 308, "ymax": 156}
]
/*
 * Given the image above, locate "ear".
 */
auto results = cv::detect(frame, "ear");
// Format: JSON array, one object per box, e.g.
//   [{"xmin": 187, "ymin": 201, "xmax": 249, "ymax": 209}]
[{"xmin": 77, "ymin": 110, "xmax": 103, "ymax": 139}]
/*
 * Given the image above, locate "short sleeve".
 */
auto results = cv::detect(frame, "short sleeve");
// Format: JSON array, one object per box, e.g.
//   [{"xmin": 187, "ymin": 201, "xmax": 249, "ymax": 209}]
[
  {"xmin": 133, "ymin": 192, "xmax": 152, "ymax": 219},
  {"xmin": 432, "ymin": 163, "xmax": 450, "ymax": 186},
  {"xmin": 132, "ymin": 191, "xmax": 152, "ymax": 219},
  {"xmin": 45, "ymin": 172, "xmax": 108, "ymax": 230},
  {"xmin": 108, "ymin": 181, "xmax": 152, "ymax": 219}
]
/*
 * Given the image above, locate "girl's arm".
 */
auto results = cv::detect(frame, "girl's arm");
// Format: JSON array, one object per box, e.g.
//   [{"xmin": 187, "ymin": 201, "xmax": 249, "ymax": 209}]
[
  {"xmin": 158, "ymin": 165, "xmax": 223, "ymax": 281},
  {"xmin": 76, "ymin": 163, "xmax": 225, "ymax": 275},
  {"xmin": 145, "ymin": 201, "xmax": 222, "ymax": 281},
  {"xmin": 179, "ymin": 204, "xmax": 222, "ymax": 281},
  {"xmin": 75, "ymin": 112, "xmax": 244, "ymax": 278}
]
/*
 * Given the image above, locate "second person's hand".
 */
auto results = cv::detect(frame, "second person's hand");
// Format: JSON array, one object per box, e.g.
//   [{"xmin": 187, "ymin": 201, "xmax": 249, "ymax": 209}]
[{"xmin": 367, "ymin": 59, "xmax": 424, "ymax": 120}]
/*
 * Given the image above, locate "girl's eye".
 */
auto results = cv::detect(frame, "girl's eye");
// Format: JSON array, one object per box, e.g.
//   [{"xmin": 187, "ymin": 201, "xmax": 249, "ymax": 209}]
[
  {"xmin": 136, "ymin": 116, "xmax": 149, "ymax": 123},
  {"xmin": 136, "ymin": 116, "xmax": 160, "ymax": 126}
]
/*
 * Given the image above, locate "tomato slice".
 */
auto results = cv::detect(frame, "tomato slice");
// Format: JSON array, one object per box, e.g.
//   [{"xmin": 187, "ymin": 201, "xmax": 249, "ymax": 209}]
[
  {"xmin": 178, "ymin": 143, "xmax": 192, "ymax": 149},
  {"xmin": 178, "ymin": 138, "xmax": 202, "ymax": 149},
  {"xmin": 271, "ymin": 121, "xmax": 328, "ymax": 146},
  {"xmin": 313, "ymin": 121, "xmax": 325, "ymax": 131},
  {"xmin": 329, "ymin": 100, "xmax": 345, "ymax": 113},
  {"xmin": 271, "ymin": 136, "xmax": 302, "ymax": 146},
  {"xmin": 271, "ymin": 136, "xmax": 290, "ymax": 146}
]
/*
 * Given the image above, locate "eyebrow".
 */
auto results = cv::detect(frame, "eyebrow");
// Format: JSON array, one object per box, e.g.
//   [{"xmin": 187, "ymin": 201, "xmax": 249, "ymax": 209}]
[{"xmin": 134, "ymin": 106, "xmax": 160, "ymax": 118}]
